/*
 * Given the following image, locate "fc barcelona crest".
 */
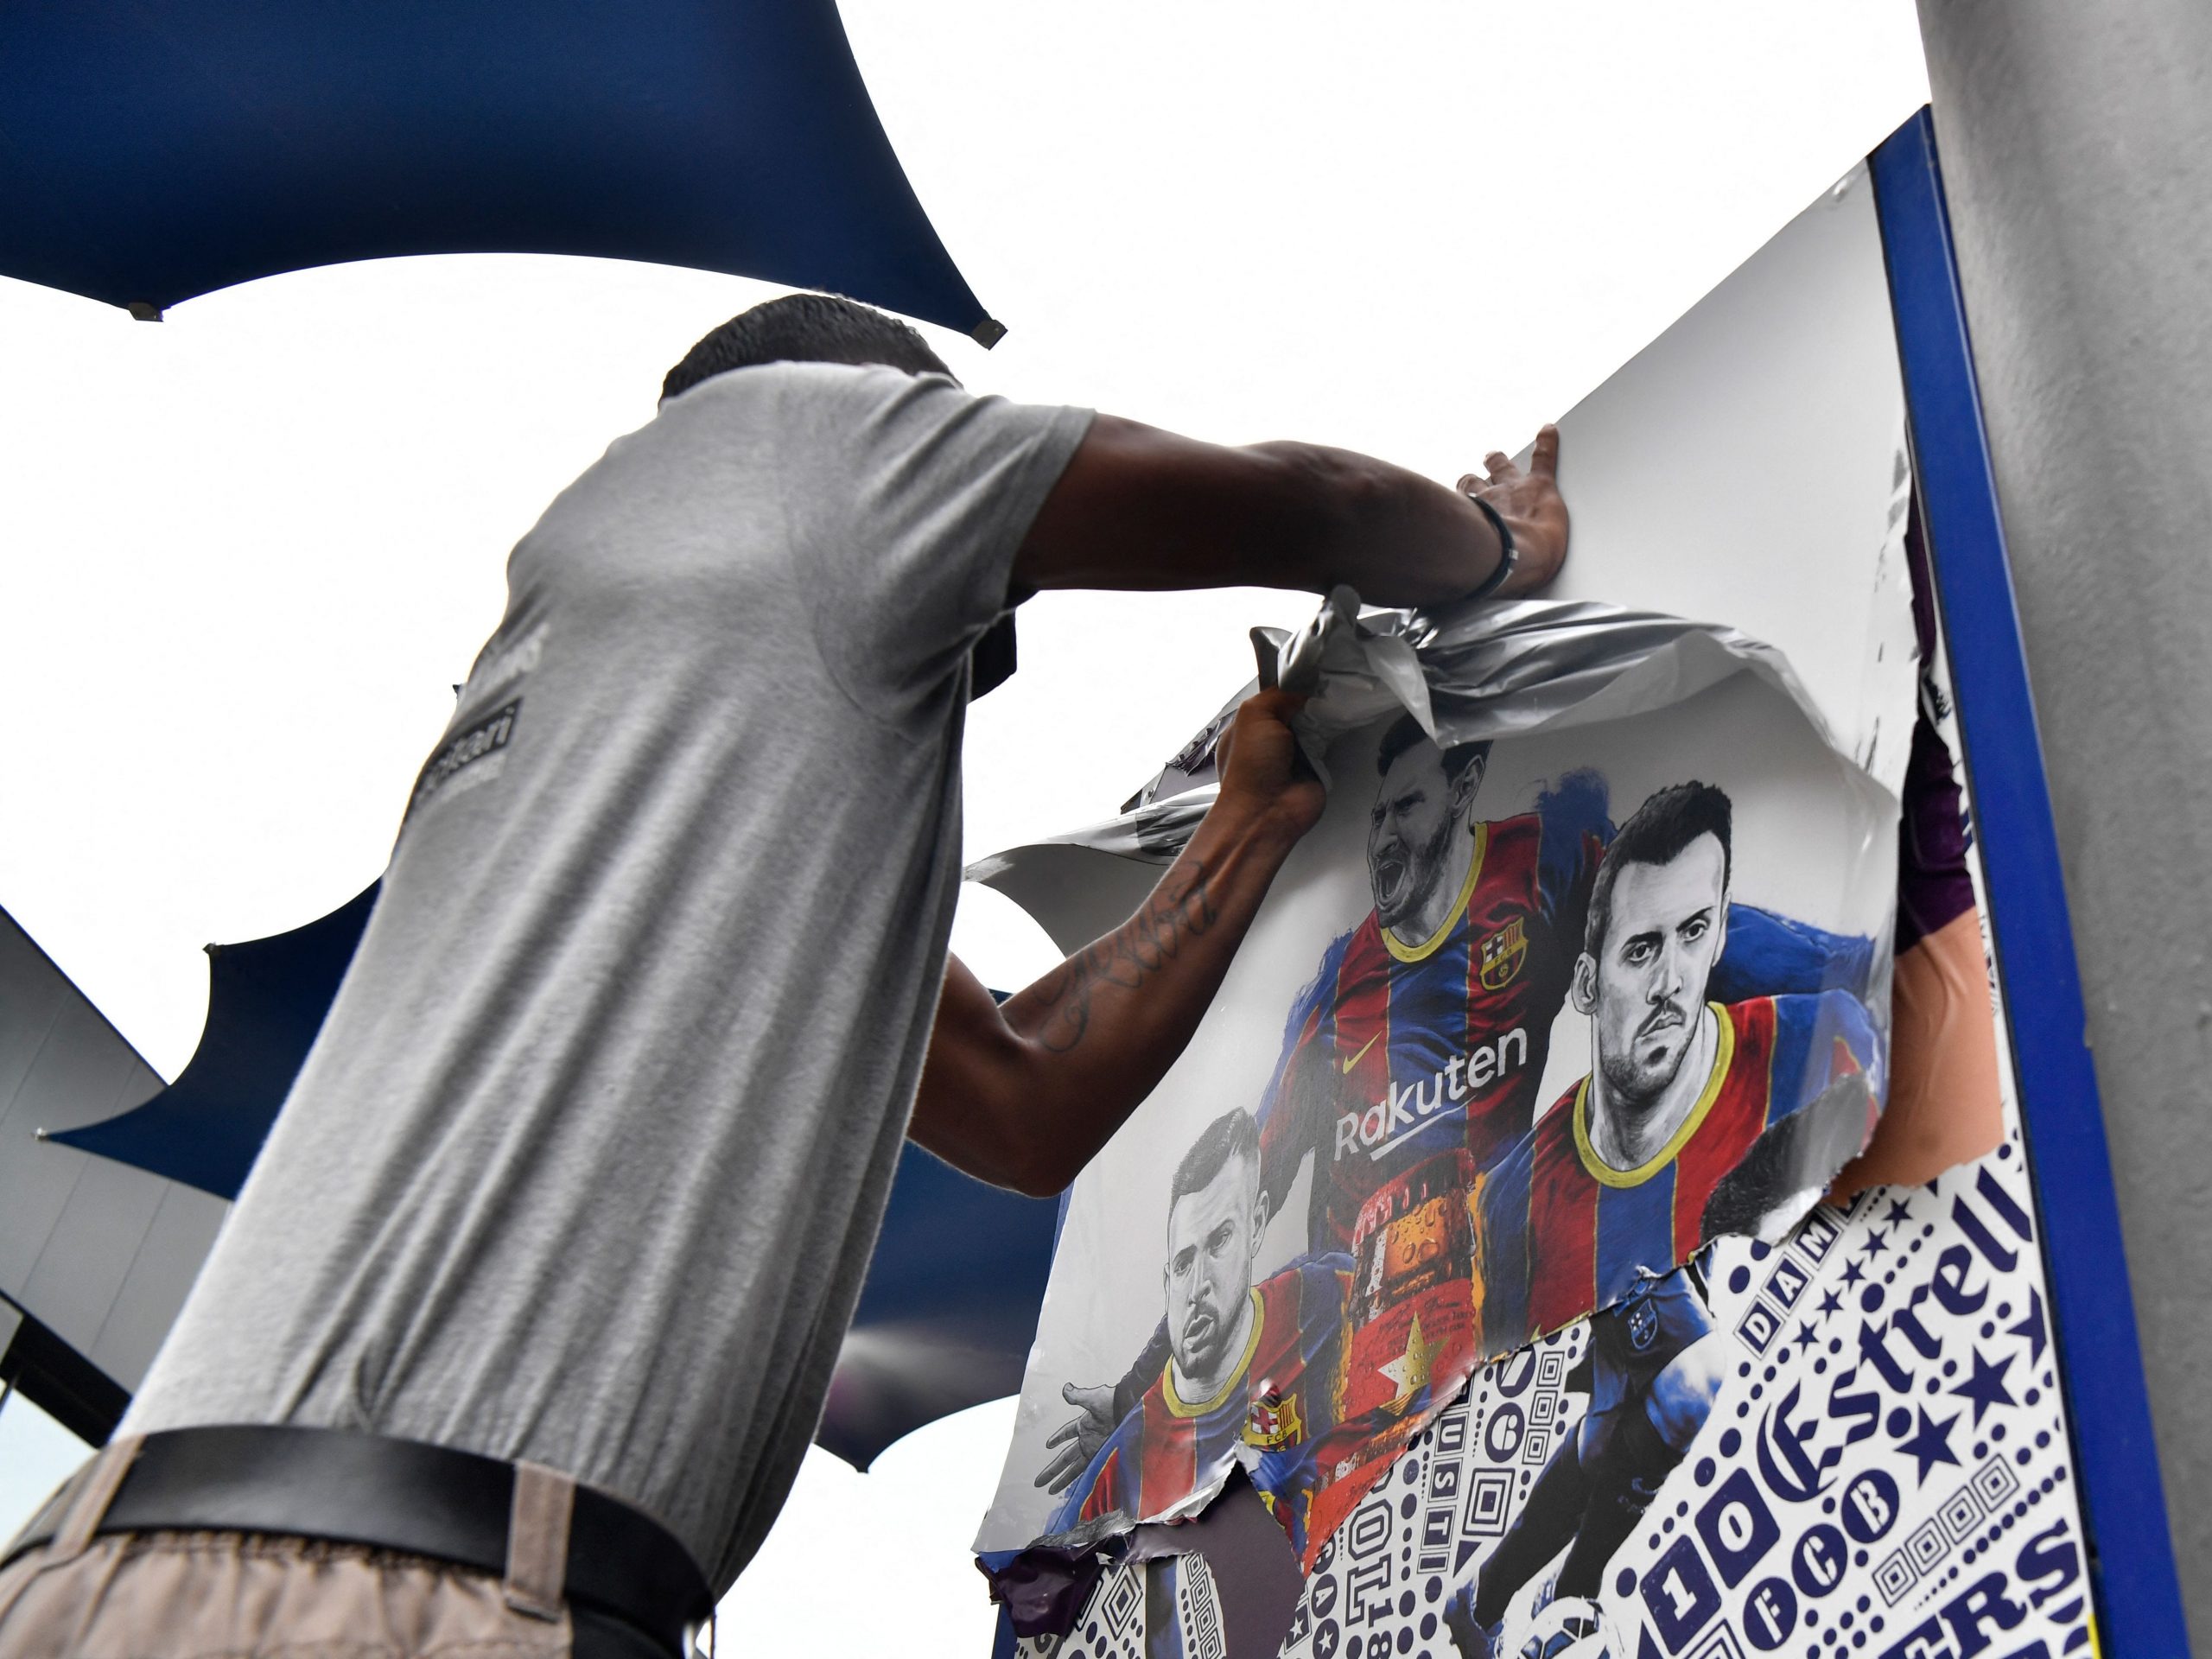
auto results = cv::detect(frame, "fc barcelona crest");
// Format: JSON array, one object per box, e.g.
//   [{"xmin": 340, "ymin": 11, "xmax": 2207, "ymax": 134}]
[
  {"xmin": 1478, "ymin": 918, "xmax": 1528, "ymax": 989},
  {"xmin": 1243, "ymin": 1386, "xmax": 1304, "ymax": 1448}
]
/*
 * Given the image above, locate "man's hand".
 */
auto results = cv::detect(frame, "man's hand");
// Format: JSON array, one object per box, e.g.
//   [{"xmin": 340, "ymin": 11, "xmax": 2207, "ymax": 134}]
[
  {"xmin": 1458, "ymin": 423, "xmax": 1567, "ymax": 597},
  {"xmin": 1035, "ymin": 1382, "xmax": 1119, "ymax": 1493},
  {"xmin": 907, "ymin": 690, "xmax": 1327, "ymax": 1197},
  {"xmin": 1213, "ymin": 689, "xmax": 1325, "ymax": 849}
]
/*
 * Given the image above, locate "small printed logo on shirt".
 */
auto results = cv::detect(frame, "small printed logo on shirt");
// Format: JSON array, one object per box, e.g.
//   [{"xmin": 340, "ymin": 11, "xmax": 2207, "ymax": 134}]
[
  {"xmin": 1625, "ymin": 1293, "xmax": 1661, "ymax": 1352},
  {"xmin": 461, "ymin": 622, "xmax": 548, "ymax": 708},
  {"xmin": 404, "ymin": 699, "xmax": 520, "ymax": 829},
  {"xmin": 1478, "ymin": 918, "xmax": 1528, "ymax": 990},
  {"xmin": 1243, "ymin": 1386, "xmax": 1304, "ymax": 1448}
]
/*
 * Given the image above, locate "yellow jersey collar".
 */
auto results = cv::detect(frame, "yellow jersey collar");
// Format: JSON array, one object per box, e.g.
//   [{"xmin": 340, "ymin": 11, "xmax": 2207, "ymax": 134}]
[
  {"xmin": 1163, "ymin": 1287, "xmax": 1267, "ymax": 1419},
  {"xmin": 1383, "ymin": 822, "xmax": 1489, "ymax": 964},
  {"xmin": 1573, "ymin": 1001, "xmax": 1737, "ymax": 1188}
]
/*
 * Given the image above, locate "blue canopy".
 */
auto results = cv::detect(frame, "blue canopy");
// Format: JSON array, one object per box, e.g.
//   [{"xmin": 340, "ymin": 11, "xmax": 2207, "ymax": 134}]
[
  {"xmin": 54, "ymin": 886, "xmax": 1057, "ymax": 1468},
  {"xmin": 52, "ymin": 885, "xmax": 380, "ymax": 1197},
  {"xmin": 0, "ymin": 0, "xmax": 1001, "ymax": 340}
]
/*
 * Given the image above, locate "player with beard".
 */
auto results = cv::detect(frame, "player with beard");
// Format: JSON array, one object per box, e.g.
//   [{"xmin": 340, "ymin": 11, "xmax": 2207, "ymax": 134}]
[
  {"xmin": 1453, "ymin": 782, "xmax": 1880, "ymax": 1650},
  {"xmin": 1255, "ymin": 718, "xmax": 1611, "ymax": 1253},
  {"xmin": 1046, "ymin": 1110, "xmax": 1352, "ymax": 1558}
]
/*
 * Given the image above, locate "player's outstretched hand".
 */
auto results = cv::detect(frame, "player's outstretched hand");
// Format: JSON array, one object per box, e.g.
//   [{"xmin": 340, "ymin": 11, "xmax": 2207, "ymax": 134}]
[
  {"xmin": 1036, "ymin": 1382, "xmax": 1119, "ymax": 1492},
  {"xmin": 1458, "ymin": 423, "xmax": 1567, "ymax": 597},
  {"xmin": 1214, "ymin": 688, "xmax": 1326, "ymax": 848}
]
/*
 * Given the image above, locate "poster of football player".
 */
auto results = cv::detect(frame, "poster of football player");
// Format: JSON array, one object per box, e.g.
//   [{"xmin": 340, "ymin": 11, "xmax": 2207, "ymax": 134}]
[
  {"xmin": 1041, "ymin": 1108, "xmax": 1355, "ymax": 1559},
  {"xmin": 980, "ymin": 656, "xmax": 1898, "ymax": 1572},
  {"xmin": 1446, "ymin": 774, "xmax": 1883, "ymax": 1650}
]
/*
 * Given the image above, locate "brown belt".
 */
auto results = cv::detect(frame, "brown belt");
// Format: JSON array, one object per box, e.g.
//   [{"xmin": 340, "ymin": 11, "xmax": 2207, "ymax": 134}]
[{"xmin": 2, "ymin": 1425, "xmax": 714, "ymax": 1656}]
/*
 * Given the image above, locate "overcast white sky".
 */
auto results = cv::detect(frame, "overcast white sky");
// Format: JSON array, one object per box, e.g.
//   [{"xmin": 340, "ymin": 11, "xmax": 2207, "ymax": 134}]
[{"xmin": 0, "ymin": 3, "xmax": 1928, "ymax": 1650}]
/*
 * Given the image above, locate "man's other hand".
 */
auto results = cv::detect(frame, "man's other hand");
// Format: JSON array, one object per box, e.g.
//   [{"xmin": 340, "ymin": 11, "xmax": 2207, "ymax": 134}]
[
  {"xmin": 1035, "ymin": 1381, "xmax": 1119, "ymax": 1493},
  {"xmin": 1459, "ymin": 423, "xmax": 1567, "ymax": 597},
  {"xmin": 909, "ymin": 698, "xmax": 1325, "ymax": 1198},
  {"xmin": 1214, "ymin": 689, "xmax": 1326, "ymax": 849}
]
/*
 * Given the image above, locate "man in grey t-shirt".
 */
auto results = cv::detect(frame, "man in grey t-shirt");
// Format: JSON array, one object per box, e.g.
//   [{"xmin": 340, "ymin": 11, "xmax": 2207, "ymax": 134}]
[{"xmin": 0, "ymin": 295, "xmax": 1568, "ymax": 1658}]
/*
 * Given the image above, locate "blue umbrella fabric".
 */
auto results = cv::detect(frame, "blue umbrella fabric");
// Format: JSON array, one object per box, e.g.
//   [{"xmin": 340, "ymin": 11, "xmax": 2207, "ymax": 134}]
[
  {"xmin": 1, "ymin": 0, "xmax": 1001, "ymax": 341},
  {"xmin": 49, "ymin": 882, "xmax": 380, "ymax": 1198},
  {"xmin": 823, "ymin": 1141, "xmax": 1060, "ymax": 1470},
  {"xmin": 53, "ymin": 884, "xmax": 1057, "ymax": 1468}
]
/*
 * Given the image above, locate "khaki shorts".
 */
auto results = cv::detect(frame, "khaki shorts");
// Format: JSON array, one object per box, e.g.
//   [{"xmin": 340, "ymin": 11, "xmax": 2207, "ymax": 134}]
[
  {"xmin": 0, "ymin": 1530, "xmax": 577, "ymax": 1658},
  {"xmin": 0, "ymin": 1443, "xmax": 670, "ymax": 1659}
]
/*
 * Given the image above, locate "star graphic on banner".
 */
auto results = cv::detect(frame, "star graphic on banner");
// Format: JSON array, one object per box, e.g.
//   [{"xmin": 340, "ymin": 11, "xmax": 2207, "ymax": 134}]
[
  {"xmin": 1797, "ymin": 1320, "xmax": 1821, "ymax": 1351},
  {"xmin": 1377, "ymin": 1313, "xmax": 1440, "ymax": 1414},
  {"xmin": 1817, "ymin": 1289, "xmax": 1844, "ymax": 1319},
  {"xmin": 1950, "ymin": 1346, "xmax": 2017, "ymax": 1426},
  {"xmin": 1883, "ymin": 1197, "xmax": 1915, "ymax": 1227},
  {"xmin": 1897, "ymin": 1406, "xmax": 1961, "ymax": 1484},
  {"xmin": 1840, "ymin": 1259, "xmax": 1866, "ymax": 1287},
  {"xmin": 1859, "ymin": 1227, "xmax": 1891, "ymax": 1258},
  {"xmin": 2008, "ymin": 1289, "xmax": 2050, "ymax": 1363}
]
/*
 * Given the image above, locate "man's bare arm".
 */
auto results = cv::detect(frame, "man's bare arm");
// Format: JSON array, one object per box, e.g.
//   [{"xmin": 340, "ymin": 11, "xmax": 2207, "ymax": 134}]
[
  {"xmin": 1014, "ymin": 418, "xmax": 1566, "ymax": 607},
  {"xmin": 908, "ymin": 691, "xmax": 1324, "ymax": 1197}
]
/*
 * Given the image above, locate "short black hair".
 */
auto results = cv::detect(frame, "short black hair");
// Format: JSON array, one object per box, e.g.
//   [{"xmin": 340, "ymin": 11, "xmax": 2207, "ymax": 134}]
[
  {"xmin": 1584, "ymin": 780, "xmax": 1734, "ymax": 956},
  {"xmin": 1376, "ymin": 714, "xmax": 1491, "ymax": 789},
  {"xmin": 661, "ymin": 293, "xmax": 951, "ymax": 402},
  {"xmin": 1170, "ymin": 1109, "xmax": 1260, "ymax": 1207}
]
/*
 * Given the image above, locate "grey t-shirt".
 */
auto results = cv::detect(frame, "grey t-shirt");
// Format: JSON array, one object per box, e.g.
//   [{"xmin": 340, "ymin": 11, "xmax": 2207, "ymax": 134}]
[{"xmin": 125, "ymin": 363, "xmax": 1093, "ymax": 1591}]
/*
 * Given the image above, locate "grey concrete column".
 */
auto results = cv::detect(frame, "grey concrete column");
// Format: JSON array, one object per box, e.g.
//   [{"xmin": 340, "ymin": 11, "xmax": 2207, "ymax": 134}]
[{"xmin": 1913, "ymin": 0, "xmax": 2212, "ymax": 1639}]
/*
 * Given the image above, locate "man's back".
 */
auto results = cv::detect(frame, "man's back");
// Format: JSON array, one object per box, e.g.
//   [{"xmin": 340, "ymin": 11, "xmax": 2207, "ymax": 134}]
[
  {"xmin": 124, "ymin": 363, "xmax": 1092, "ymax": 1589},
  {"xmin": 8, "ymin": 292, "xmax": 1572, "ymax": 1659}
]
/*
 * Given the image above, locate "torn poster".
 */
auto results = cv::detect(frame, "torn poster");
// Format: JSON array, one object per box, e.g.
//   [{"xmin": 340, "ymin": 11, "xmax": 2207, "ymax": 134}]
[
  {"xmin": 985, "ymin": 613, "xmax": 2068, "ymax": 1659},
  {"xmin": 971, "ymin": 157, "xmax": 2060, "ymax": 1659},
  {"xmin": 976, "ymin": 565, "xmax": 1910, "ymax": 1582}
]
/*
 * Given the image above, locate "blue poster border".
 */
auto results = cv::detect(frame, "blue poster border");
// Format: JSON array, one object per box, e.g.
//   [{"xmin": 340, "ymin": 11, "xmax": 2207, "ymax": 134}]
[{"xmin": 1869, "ymin": 107, "xmax": 2188, "ymax": 1653}]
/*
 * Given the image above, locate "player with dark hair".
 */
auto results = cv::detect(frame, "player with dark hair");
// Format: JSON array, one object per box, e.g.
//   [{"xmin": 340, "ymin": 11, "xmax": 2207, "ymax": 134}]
[
  {"xmin": 1480, "ymin": 780, "xmax": 1882, "ymax": 1343},
  {"xmin": 1047, "ymin": 1109, "xmax": 1352, "ymax": 1559},
  {"xmin": 1257, "ymin": 717, "xmax": 1610, "ymax": 1252},
  {"xmin": 1453, "ymin": 781, "xmax": 1882, "ymax": 1650}
]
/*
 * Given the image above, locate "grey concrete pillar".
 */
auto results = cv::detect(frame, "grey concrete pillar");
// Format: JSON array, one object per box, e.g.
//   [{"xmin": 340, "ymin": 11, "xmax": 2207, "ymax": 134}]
[{"xmin": 1912, "ymin": 0, "xmax": 2212, "ymax": 1641}]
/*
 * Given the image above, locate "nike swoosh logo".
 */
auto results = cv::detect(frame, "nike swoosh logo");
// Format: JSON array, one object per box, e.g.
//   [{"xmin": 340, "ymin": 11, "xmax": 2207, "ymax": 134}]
[{"xmin": 1341, "ymin": 1033, "xmax": 1382, "ymax": 1073}]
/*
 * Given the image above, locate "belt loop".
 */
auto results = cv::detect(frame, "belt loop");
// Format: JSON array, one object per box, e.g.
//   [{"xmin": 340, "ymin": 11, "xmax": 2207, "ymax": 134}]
[
  {"xmin": 503, "ymin": 1461, "xmax": 575, "ymax": 1621},
  {"xmin": 49, "ymin": 1435, "xmax": 143, "ymax": 1563}
]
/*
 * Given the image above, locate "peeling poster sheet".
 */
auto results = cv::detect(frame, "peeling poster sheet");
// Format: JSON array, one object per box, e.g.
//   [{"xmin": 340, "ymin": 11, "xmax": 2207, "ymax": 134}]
[
  {"xmin": 975, "ymin": 162, "xmax": 2088, "ymax": 1659},
  {"xmin": 981, "ymin": 571, "xmax": 1910, "ymax": 1566}
]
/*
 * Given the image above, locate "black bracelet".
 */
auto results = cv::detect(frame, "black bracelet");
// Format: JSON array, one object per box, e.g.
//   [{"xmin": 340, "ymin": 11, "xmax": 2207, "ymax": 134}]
[{"xmin": 1464, "ymin": 492, "xmax": 1517, "ymax": 600}]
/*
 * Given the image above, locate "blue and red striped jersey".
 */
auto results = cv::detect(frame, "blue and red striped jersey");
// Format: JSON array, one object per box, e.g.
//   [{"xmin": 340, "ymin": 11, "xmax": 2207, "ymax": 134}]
[
  {"xmin": 1478, "ymin": 988, "xmax": 1881, "ymax": 1349},
  {"xmin": 1256, "ymin": 773, "xmax": 1612, "ymax": 1252}
]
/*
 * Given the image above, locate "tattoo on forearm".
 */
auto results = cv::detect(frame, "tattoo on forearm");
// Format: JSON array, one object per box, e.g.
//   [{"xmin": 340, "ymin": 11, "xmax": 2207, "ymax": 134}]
[{"xmin": 1032, "ymin": 858, "xmax": 1219, "ymax": 1053}]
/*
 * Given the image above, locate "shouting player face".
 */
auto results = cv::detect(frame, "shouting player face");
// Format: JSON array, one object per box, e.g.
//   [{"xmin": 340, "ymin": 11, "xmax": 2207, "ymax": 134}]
[
  {"xmin": 1162, "ymin": 1147, "xmax": 1267, "ymax": 1395},
  {"xmin": 1367, "ymin": 741, "xmax": 1483, "ymax": 937},
  {"xmin": 1574, "ymin": 832, "xmax": 1730, "ymax": 1106}
]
